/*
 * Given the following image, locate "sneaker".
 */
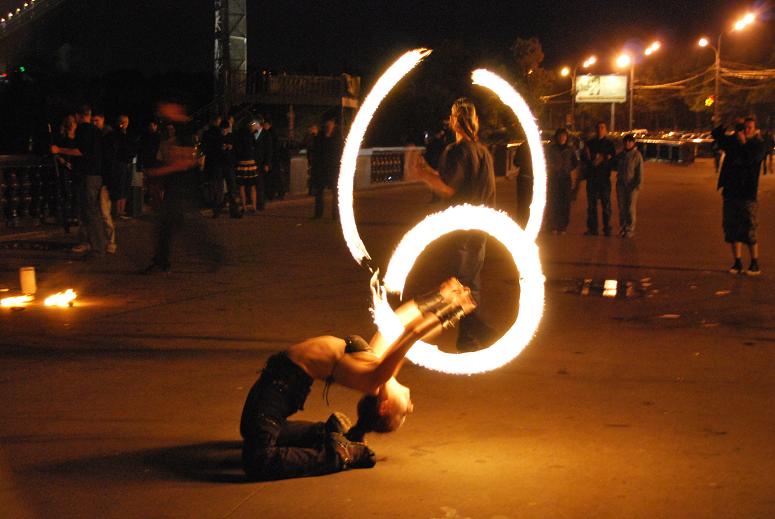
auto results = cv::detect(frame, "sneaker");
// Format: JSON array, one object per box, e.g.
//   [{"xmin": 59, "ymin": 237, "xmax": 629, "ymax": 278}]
[
  {"xmin": 746, "ymin": 261, "xmax": 761, "ymax": 276},
  {"xmin": 327, "ymin": 432, "xmax": 376, "ymax": 470},
  {"xmin": 325, "ymin": 412, "xmax": 352, "ymax": 436},
  {"xmin": 71, "ymin": 243, "xmax": 90, "ymax": 253},
  {"xmin": 603, "ymin": 228, "xmax": 612, "ymax": 237},
  {"xmin": 728, "ymin": 259, "xmax": 743, "ymax": 275},
  {"xmin": 106, "ymin": 243, "xmax": 117, "ymax": 254},
  {"xmin": 118, "ymin": 214, "xmax": 131, "ymax": 220},
  {"xmin": 584, "ymin": 230, "xmax": 598, "ymax": 236}
]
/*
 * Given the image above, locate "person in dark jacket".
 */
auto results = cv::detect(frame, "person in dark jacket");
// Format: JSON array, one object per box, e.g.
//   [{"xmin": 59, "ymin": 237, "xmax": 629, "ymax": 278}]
[
  {"xmin": 103, "ymin": 115, "xmax": 135, "ymax": 219},
  {"xmin": 545, "ymin": 128, "xmax": 579, "ymax": 234},
  {"xmin": 409, "ymin": 97, "xmax": 497, "ymax": 352},
  {"xmin": 713, "ymin": 117, "xmax": 767, "ymax": 275},
  {"xmin": 51, "ymin": 105, "xmax": 106, "ymax": 255},
  {"xmin": 583, "ymin": 121, "xmax": 616, "ymax": 236},
  {"xmin": 310, "ymin": 116, "xmax": 344, "ymax": 219}
]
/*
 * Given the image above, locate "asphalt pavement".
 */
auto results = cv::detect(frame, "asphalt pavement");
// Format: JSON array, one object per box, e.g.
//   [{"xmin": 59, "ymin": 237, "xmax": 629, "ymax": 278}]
[{"xmin": 1, "ymin": 158, "xmax": 773, "ymax": 519}]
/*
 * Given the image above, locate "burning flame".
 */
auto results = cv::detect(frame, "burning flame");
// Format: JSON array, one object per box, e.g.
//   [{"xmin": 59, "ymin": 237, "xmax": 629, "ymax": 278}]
[
  {"xmin": 338, "ymin": 51, "xmax": 547, "ymax": 374},
  {"xmin": 338, "ymin": 48, "xmax": 431, "ymax": 266},
  {"xmin": 1, "ymin": 295, "xmax": 33, "ymax": 307},
  {"xmin": 44, "ymin": 289, "xmax": 77, "ymax": 307}
]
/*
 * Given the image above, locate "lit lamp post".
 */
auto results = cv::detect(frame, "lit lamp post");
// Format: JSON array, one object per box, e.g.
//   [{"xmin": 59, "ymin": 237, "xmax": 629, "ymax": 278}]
[
  {"xmin": 616, "ymin": 41, "xmax": 660, "ymax": 131},
  {"xmin": 560, "ymin": 55, "xmax": 596, "ymax": 131},
  {"xmin": 698, "ymin": 12, "xmax": 756, "ymax": 121}
]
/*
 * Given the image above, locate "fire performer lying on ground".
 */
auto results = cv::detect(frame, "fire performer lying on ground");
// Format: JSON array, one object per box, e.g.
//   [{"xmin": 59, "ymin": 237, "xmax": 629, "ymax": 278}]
[{"xmin": 240, "ymin": 277, "xmax": 476, "ymax": 481}]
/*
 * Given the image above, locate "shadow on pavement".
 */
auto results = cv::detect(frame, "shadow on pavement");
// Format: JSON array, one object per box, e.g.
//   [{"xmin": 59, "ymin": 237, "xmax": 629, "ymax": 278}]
[{"xmin": 38, "ymin": 440, "xmax": 249, "ymax": 484}]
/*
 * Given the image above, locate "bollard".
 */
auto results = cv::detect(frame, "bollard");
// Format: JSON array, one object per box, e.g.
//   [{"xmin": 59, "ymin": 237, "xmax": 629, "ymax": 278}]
[{"xmin": 19, "ymin": 266, "xmax": 36, "ymax": 295}]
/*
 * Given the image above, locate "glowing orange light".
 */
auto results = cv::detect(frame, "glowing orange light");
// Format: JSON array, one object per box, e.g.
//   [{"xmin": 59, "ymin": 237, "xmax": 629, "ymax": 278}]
[
  {"xmin": 698, "ymin": 37, "xmax": 709, "ymax": 47},
  {"xmin": 1, "ymin": 295, "xmax": 33, "ymax": 307},
  {"xmin": 616, "ymin": 54, "xmax": 631, "ymax": 68},
  {"xmin": 560, "ymin": 66, "xmax": 570, "ymax": 77},
  {"xmin": 44, "ymin": 289, "xmax": 77, "ymax": 307}
]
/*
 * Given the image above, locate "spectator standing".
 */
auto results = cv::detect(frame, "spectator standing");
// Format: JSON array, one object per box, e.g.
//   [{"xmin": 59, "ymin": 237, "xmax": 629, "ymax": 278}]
[
  {"xmin": 138, "ymin": 120, "xmax": 162, "ymax": 210},
  {"xmin": 311, "ymin": 116, "xmax": 343, "ymax": 219},
  {"xmin": 220, "ymin": 118, "xmax": 241, "ymax": 218},
  {"xmin": 409, "ymin": 97, "xmax": 496, "ymax": 351},
  {"xmin": 51, "ymin": 105, "xmax": 106, "ymax": 255},
  {"xmin": 582, "ymin": 121, "xmax": 616, "ymax": 236},
  {"xmin": 713, "ymin": 117, "xmax": 767, "ymax": 275},
  {"xmin": 92, "ymin": 113, "xmax": 118, "ymax": 254},
  {"xmin": 104, "ymin": 115, "xmax": 135, "ymax": 219},
  {"xmin": 261, "ymin": 118, "xmax": 282, "ymax": 200},
  {"xmin": 545, "ymin": 128, "xmax": 579, "ymax": 234},
  {"xmin": 201, "ymin": 115, "xmax": 225, "ymax": 215},
  {"xmin": 513, "ymin": 141, "xmax": 533, "ymax": 228},
  {"xmin": 54, "ymin": 114, "xmax": 78, "ymax": 226},
  {"xmin": 613, "ymin": 134, "xmax": 643, "ymax": 238}
]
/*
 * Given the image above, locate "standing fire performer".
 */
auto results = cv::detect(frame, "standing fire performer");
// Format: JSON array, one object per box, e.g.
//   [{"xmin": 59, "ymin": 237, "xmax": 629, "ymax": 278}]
[
  {"xmin": 407, "ymin": 97, "xmax": 497, "ymax": 352},
  {"xmin": 239, "ymin": 278, "xmax": 475, "ymax": 481}
]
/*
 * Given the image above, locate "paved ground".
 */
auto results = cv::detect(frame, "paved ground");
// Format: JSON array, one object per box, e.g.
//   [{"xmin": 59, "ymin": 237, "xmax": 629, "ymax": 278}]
[{"xmin": 1, "ymin": 159, "xmax": 774, "ymax": 519}]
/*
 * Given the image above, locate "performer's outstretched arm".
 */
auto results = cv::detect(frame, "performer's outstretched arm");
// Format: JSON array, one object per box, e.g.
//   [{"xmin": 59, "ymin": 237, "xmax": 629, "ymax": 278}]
[{"xmin": 333, "ymin": 283, "xmax": 474, "ymax": 394}]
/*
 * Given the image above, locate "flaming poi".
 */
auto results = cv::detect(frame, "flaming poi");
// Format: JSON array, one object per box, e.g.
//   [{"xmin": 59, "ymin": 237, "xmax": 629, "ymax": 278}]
[
  {"xmin": 337, "ymin": 49, "xmax": 547, "ymax": 375},
  {"xmin": 44, "ymin": 289, "xmax": 77, "ymax": 307}
]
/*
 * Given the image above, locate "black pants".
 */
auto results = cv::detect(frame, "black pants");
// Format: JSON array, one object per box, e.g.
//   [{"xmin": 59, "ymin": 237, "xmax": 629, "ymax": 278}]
[
  {"xmin": 240, "ymin": 353, "xmax": 341, "ymax": 481},
  {"xmin": 207, "ymin": 161, "xmax": 238, "ymax": 214},
  {"xmin": 516, "ymin": 176, "xmax": 533, "ymax": 228},
  {"xmin": 547, "ymin": 175, "xmax": 572, "ymax": 232},
  {"xmin": 586, "ymin": 177, "xmax": 611, "ymax": 234},
  {"xmin": 152, "ymin": 185, "xmax": 221, "ymax": 269},
  {"xmin": 312, "ymin": 180, "xmax": 339, "ymax": 219}
]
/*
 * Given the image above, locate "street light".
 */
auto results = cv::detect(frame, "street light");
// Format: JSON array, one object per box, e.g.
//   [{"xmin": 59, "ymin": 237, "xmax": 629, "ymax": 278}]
[
  {"xmin": 616, "ymin": 43, "xmax": 660, "ymax": 130},
  {"xmin": 560, "ymin": 55, "xmax": 596, "ymax": 131},
  {"xmin": 698, "ymin": 12, "xmax": 756, "ymax": 120}
]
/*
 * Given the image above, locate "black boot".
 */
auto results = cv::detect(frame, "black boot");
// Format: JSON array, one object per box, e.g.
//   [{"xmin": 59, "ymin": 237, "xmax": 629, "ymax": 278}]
[{"xmin": 327, "ymin": 432, "xmax": 376, "ymax": 470}]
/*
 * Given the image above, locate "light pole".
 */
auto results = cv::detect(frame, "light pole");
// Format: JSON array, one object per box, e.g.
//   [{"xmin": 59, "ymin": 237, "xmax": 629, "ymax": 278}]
[
  {"xmin": 617, "ymin": 41, "xmax": 660, "ymax": 131},
  {"xmin": 698, "ymin": 11, "xmax": 756, "ymax": 121},
  {"xmin": 560, "ymin": 56, "xmax": 596, "ymax": 131}
]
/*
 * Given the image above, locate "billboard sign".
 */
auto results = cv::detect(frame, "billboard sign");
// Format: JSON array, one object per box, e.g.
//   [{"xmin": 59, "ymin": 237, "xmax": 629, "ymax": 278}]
[{"xmin": 576, "ymin": 74, "xmax": 627, "ymax": 103}]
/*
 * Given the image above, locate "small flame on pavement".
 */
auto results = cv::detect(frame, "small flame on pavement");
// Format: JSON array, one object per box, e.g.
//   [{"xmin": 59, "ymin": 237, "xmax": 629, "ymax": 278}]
[
  {"xmin": 44, "ymin": 289, "xmax": 77, "ymax": 307},
  {"xmin": 1, "ymin": 295, "xmax": 33, "ymax": 307}
]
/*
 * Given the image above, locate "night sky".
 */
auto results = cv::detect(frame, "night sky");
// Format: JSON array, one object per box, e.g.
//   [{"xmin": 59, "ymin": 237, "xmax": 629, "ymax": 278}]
[{"xmin": 1, "ymin": 0, "xmax": 772, "ymax": 79}]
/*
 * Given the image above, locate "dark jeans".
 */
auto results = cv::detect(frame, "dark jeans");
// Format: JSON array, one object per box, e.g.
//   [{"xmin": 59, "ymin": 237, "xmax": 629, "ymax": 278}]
[
  {"xmin": 207, "ymin": 161, "xmax": 237, "ymax": 213},
  {"xmin": 79, "ymin": 174, "xmax": 106, "ymax": 252},
  {"xmin": 312, "ymin": 180, "xmax": 339, "ymax": 219},
  {"xmin": 152, "ymin": 185, "xmax": 221, "ymax": 269},
  {"xmin": 547, "ymin": 174, "xmax": 572, "ymax": 232},
  {"xmin": 586, "ymin": 177, "xmax": 611, "ymax": 233},
  {"xmin": 453, "ymin": 232, "xmax": 492, "ymax": 349},
  {"xmin": 240, "ymin": 353, "xmax": 341, "ymax": 481}
]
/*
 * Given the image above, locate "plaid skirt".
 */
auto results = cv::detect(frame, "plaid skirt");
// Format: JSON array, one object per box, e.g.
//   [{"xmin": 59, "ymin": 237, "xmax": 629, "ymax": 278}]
[
  {"xmin": 236, "ymin": 159, "xmax": 258, "ymax": 186},
  {"xmin": 723, "ymin": 198, "xmax": 757, "ymax": 245}
]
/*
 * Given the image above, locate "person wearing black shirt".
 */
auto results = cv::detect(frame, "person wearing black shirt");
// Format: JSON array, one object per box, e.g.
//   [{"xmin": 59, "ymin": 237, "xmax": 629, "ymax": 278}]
[
  {"xmin": 713, "ymin": 117, "xmax": 767, "ymax": 275},
  {"xmin": 51, "ymin": 105, "xmax": 106, "ymax": 255},
  {"xmin": 409, "ymin": 98, "xmax": 497, "ymax": 352},
  {"xmin": 582, "ymin": 121, "xmax": 616, "ymax": 236},
  {"xmin": 311, "ymin": 117, "xmax": 344, "ymax": 219}
]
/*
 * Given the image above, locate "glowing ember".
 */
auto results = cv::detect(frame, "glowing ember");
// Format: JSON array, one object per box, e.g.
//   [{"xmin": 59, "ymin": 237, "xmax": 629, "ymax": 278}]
[
  {"xmin": 44, "ymin": 289, "xmax": 77, "ymax": 307},
  {"xmin": 1, "ymin": 295, "xmax": 33, "ymax": 307},
  {"xmin": 338, "ymin": 50, "xmax": 547, "ymax": 374}
]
